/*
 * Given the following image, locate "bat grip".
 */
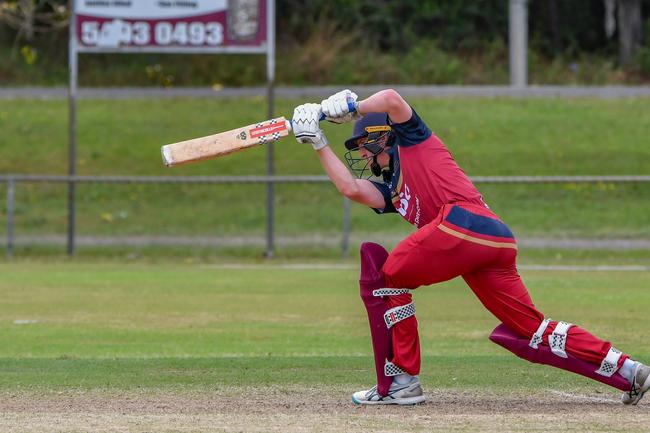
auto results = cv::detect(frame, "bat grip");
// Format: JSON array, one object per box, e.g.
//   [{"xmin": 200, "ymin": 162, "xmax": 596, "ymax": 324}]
[
  {"xmin": 318, "ymin": 101, "xmax": 357, "ymax": 121},
  {"xmin": 287, "ymin": 102, "xmax": 358, "ymax": 131}
]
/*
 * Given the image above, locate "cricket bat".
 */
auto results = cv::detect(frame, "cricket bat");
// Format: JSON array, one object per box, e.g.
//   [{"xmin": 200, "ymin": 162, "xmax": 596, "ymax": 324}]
[{"xmin": 161, "ymin": 102, "xmax": 356, "ymax": 167}]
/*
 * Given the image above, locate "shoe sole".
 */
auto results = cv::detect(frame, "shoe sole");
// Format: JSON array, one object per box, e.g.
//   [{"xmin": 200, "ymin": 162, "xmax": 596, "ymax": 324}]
[{"xmin": 352, "ymin": 394, "xmax": 426, "ymax": 405}]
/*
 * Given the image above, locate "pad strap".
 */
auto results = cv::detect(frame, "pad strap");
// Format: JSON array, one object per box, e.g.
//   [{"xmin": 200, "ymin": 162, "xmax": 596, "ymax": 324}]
[
  {"xmin": 549, "ymin": 321, "xmax": 573, "ymax": 358},
  {"xmin": 373, "ymin": 288, "xmax": 411, "ymax": 297},
  {"xmin": 595, "ymin": 346, "xmax": 622, "ymax": 377},
  {"xmin": 384, "ymin": 360, "xmax": 406, "ymax": 377},
  {"xmin": 529, "ymin": 318, "xmax": 551, "ymax": 349},
  {"xmin": 383, "ymin": 303, "xmax": 415, "ymax": 329}
]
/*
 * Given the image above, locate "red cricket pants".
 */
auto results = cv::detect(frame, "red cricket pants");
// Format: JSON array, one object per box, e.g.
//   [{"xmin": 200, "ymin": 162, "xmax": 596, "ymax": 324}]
[{"xmin": 381, "ymin": 202, "xmax": 627, "ymax": 375}]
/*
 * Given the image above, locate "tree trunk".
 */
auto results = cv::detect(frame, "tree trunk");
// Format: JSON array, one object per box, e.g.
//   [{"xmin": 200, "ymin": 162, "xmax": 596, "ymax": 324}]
[
  {"xmin": 617, "ymin": 0, "xmax": 642, "ymax": 65},
  {"xmin": 548, "ymin": 0, "xmax": 562, "ymax": 54},
  {"xmin": 604, "ymin": 0, "xmax": 616, "ymax": 39},
  {"xmin": 19, "ymin": 0, "xmax": 35, "ymax": 41}
]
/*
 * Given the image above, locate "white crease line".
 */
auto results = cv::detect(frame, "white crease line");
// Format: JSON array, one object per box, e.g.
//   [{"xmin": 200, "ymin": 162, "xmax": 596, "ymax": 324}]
[
  {"xmin": 205, "ymin": 263, "xmax": 356, "ymax": 270},
  {"xmin": 548, "ymin": 389, "xmax": 620, "ymax": 404}
]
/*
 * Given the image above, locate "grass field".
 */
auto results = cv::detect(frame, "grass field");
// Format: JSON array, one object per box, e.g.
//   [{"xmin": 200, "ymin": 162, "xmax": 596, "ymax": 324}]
[
  {"xmin": 1, "ymin": 260, "xmax": 650, "ymax": 432},
  {"xmin": 3, "ymin": 94, "xmax": 649, "ymax": 430},
  {"xmin": 1, "ymin": 97, "xmax": 649, "ymax": 251}
]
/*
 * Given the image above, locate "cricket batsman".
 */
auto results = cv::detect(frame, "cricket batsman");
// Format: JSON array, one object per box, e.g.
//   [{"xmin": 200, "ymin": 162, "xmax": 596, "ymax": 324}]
[{"xmin": 291, "ymin": 89, "xmax": 650, "ymax": 405}]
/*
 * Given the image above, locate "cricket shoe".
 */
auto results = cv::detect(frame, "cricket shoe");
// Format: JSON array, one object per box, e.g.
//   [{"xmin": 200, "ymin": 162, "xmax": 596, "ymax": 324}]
[
  {"xmin": 622, "ymin": 363, "xmax": 650, "ymax": 405},
  {"xmin": 351, "ymin": 376, "xmax": 425, "ymax": 405}
]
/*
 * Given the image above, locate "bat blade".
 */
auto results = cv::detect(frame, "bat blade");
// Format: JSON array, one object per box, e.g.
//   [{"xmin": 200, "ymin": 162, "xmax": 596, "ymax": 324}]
[{"xmin": 161, "ymin": 117, "xmax": 291, "ymax": 167}]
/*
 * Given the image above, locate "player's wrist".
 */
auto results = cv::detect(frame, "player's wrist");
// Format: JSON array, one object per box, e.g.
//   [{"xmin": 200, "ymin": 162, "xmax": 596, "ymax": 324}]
[
  {"xmin": 313, "ymin": 132, "xmax": 329, "ymax": 150},
  {"xmin": 355, "ymin": 101, "xmax": 364, "ymax": 117}
]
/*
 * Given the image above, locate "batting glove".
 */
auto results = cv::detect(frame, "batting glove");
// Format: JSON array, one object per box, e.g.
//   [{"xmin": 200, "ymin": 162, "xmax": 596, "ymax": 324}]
[
  {"xmin": 292, "ymin": 103, "xmax": 329, "ymax": 151},
  {"xmin": 321, "ymin": 89, "xmax": 361, "ymax": 124}
]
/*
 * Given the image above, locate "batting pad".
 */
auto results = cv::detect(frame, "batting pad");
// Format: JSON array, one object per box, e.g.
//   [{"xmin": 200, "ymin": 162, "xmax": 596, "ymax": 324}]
[
  {"xmin": 359, "ymin": 242, "xmax": 394, "ymax": 397},
  {"xmin": 490, "ymin": 323, "xmax": 630, "ymax": 391}
]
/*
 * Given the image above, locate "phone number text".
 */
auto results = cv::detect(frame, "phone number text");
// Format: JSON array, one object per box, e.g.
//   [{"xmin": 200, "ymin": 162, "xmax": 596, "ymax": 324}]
[{"xmin": 80, "ymin": 20, "xmax": 224, "ymax": 47}]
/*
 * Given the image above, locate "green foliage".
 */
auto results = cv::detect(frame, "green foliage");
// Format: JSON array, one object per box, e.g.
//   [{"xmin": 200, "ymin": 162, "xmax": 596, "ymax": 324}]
[
  {"xmin": 278, "ymin": 0, "xmax": 508, "ymax": 52},
  {"xmin": 398, "ymin": 40, "xmax": 467, "ymax": 84},
  {"xmin": 1, "ymin": 1, "xmax": 650, "ymax": 85},
  {"xmin": 0, "ymin": 0, "xmax": 68, "ymax": 44},
  {"xmin": 19, "ymin": 44, "xmax": 36, "ymax": 64},
  {"xmin": 635, "ymin": 18, "xmax": 650, "ymax": 74},
  {"xmin": 639, "ymin": 46, "xmax": 650, "ymax": 74},
  {"xmin": 529, "ymin": 0, "xmax": 608, "ymax": 55},
  {"xmin": 528, "ymin": 51, "xmax": 624, "ymax": 85}
]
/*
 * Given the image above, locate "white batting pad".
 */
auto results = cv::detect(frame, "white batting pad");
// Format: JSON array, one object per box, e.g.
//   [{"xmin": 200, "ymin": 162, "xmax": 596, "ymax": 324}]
[
  {"xmin": 384, "ymin": 360, "xmax": 406, "ymax": 377},
  {"xmin": 373, "ymin": 288, "xmax": 411, "ymax": 297},
  {"xmin": 383, "ymin": 303, "xmax": 416, "ymax": 329},
  {"xmin": 596, "ymin": 346, "xmax": 623, "ymax": 377},
  {"xmin": 549, "ymin": 321, "xmax": 573, "ymax": 358},
  {"xmin": 529, "ymin": 318, "xmax": 551, "ymax": 349}
]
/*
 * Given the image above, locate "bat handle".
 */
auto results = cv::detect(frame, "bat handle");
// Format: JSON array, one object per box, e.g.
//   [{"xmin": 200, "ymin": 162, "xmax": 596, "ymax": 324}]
[
  {"xmin": 287, "ymin": 102, "xmax": 358, "ymax": 131},
  {"xmin": 318, "ymin": 101, "xmax": 358, "ymax": 121}
]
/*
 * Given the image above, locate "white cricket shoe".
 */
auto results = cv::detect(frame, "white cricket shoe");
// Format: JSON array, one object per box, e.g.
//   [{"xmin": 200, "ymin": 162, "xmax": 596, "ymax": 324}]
[
  {"xmin": 622, "ymin": 363, "xmax": 650, "ymax": 405},
  {"xmin": 352, "ymin": 376, "xmax": 425, "ymax": 405}
]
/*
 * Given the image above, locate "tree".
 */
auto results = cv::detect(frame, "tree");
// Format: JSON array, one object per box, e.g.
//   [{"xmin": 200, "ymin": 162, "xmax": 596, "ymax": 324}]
[
  {"xmin": 617, "ymin": 0, "xmax": 643, "ymax": 65},
  {"xmin": 0, "ymin": 0, "xmax": 67, "ymax": 48},
  {"xmin": 604, "ymin": 0, "xmax": 644, "ymax": 65}
]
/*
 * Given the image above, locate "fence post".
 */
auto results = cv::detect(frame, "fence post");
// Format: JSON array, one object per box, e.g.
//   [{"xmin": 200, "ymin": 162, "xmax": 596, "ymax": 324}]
[
  {"xmin": 342, "ymin": 196, "xmax": 351, "ymax": 258},
  {"xmin": 264, "ymin": 0, "xmax": 277, "ymax": 259},
  {"xmin": 6, "ymin": 179, "xmax": 15, "ymax": 258},
  {"xmin": 68, "ymin": 9, "xmax": 78, "ymax": 257},
  {"xmin": 509, "ymin": 0, "xmax": 529, "ymax": 87}
]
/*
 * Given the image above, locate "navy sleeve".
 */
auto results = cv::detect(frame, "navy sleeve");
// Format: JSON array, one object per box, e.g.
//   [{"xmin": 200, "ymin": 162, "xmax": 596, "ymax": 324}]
[
  {"xmin": 369, "ymin": 181, "xmax": 397, "ymax": 214},
  {"xmin": 390, "ymin": 107, "xmax": 432, "ymax": 147}
]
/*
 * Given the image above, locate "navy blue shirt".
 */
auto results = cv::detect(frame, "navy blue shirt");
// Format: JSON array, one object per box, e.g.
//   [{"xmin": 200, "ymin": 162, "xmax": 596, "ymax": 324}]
[{"xmin": 369, "ymin": 109, "xmax": 432, "ymax": 214}]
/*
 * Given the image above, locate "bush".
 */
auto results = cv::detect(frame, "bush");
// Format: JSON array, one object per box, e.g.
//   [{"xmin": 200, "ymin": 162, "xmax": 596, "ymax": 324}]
[
  {"xmin": 398, "ymin": 40, "xmax": 467, "ymax": 84},
  {"xmin": 636, "ymin": 47, "xmax": 650, "ymax": 74}
]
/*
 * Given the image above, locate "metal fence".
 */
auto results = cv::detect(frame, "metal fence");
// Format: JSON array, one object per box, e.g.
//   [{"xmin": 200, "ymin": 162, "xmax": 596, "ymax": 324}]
[{"xmin": 3, "ymin": 174, "xmax": 650, "ymax": 258}]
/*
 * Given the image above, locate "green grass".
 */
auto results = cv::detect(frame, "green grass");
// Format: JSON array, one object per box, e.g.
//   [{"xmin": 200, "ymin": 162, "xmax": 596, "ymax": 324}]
[
  {"xmin": 6, "ymin": 244, "xmax": 650, "ymax": 265},
  {"xmin": 0, "ymin": 356, "xmax": 614, "ymax": 392},
  {"xmin": 1, "ymin": 97, "xmax": 649, "ymax": 245},
  {"xmin": 3, "ymin": 97, "xmax": 649, "ymax": 175},
  {"xmin": 0, "ymin": 261, "xmax": 649, "ymax": 392}
]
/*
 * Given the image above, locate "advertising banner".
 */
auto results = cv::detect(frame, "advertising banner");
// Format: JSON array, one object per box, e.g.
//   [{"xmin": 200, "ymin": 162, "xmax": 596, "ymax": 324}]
[{"xmin": 74, "ymin": 0, "xmax": 267, "ymax": 52}]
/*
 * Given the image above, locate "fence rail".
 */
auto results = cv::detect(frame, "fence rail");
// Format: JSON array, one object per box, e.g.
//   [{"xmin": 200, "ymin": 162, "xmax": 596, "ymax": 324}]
[
  {"xmin": 2, "ymin": 174, "xmax": 650, "ymax": 184},
  {"xmin": 3, "ymin": 174, "xmax": 650, "ymax": 257}
]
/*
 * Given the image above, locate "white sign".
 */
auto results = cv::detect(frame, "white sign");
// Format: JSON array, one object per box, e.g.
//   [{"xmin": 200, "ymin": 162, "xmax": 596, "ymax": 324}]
[
  {"xmin": 74, "ymin": 0, "xmax": 266, "ymax": 51},
  {"xmin": 76, "ymin": 1, "xmax": 227, "ymax": 19}
]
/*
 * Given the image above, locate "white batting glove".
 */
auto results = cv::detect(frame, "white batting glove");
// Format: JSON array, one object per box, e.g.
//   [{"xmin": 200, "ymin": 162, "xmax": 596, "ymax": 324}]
[
  {"xmin": 321, "ymin": 89, "xmax": 361, "ymax": 124},
  {"xmin": 292, "ymin": 103, "xmax": 329, "ymax": 150}
]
